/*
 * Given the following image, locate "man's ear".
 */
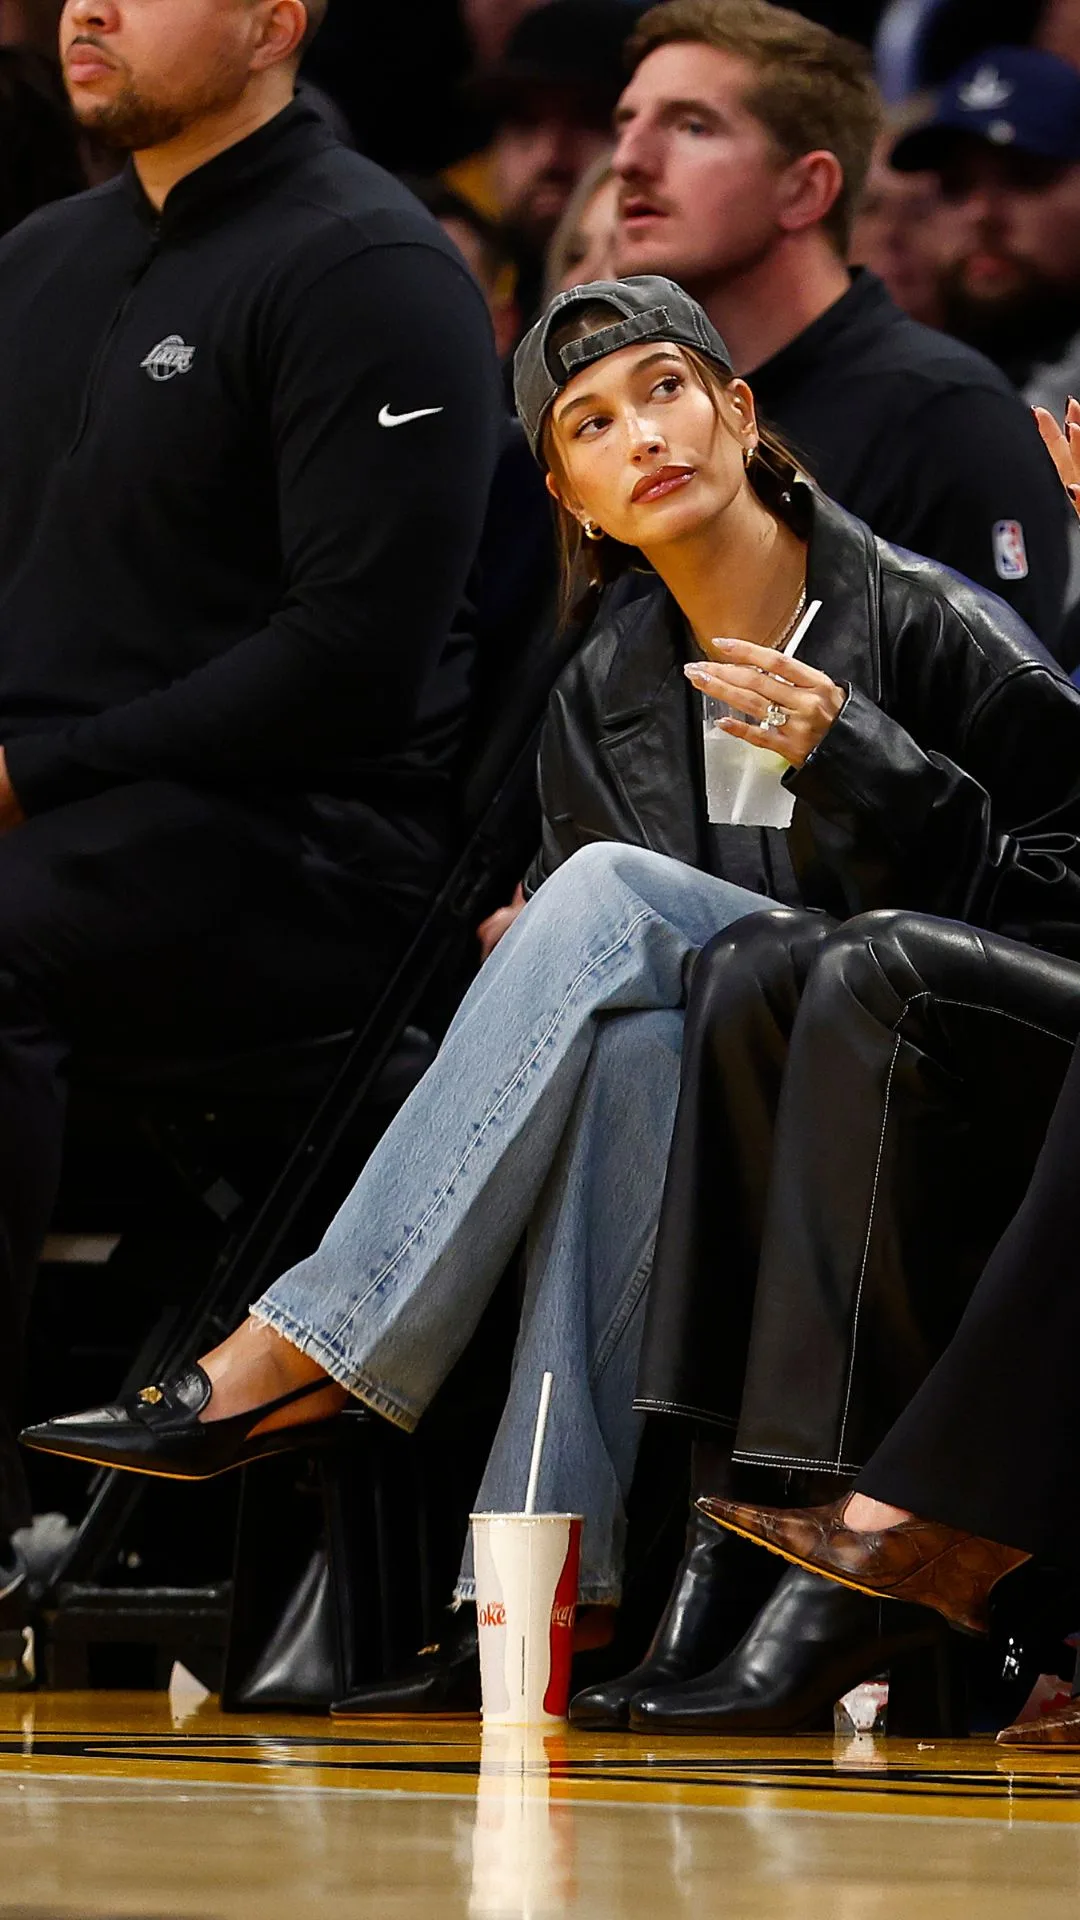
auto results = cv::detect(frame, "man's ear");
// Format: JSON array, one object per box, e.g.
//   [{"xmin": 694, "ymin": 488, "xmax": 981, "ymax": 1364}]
[
  {"xmin": 776, "ymin": 149, "xmax": 845, "ymax": 237},
  {"xmin": 250, "ymin": 0, "xmax": 309, "ymax": 73}
]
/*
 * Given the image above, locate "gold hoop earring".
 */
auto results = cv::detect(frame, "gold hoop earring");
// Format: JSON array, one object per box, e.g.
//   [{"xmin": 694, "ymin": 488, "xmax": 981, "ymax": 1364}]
[{"xmin": 584, "ymin": 521, "xmax": 605, "ymax": 542}]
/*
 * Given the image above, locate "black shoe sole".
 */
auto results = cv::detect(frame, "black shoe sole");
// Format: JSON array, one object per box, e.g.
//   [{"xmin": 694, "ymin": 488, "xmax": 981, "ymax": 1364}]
[{"xmin": 19, "ymin": 1418, "xmax": 342, "ymax": 1482}]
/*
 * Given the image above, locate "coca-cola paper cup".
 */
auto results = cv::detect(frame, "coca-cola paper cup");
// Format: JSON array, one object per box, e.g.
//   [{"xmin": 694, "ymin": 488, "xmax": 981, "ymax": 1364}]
[{"xmin": 470, "ymin": 1512, "xmax": 583, "ymax": 1725}]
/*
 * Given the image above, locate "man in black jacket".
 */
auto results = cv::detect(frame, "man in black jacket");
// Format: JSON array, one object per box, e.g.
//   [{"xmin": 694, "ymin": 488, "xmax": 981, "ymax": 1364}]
[
  {"xmin": 613, "ymin": 0, "xmax": 1070, "ymax": 649},
  {"xmin": 0, "ymin": 0, "xmax": 499, "ymax": 1586}
]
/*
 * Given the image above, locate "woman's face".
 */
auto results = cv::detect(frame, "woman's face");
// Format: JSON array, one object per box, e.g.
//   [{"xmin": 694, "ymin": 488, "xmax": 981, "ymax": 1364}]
[
  {"xmin": 556, "ymin": 176, "xmax": 619, "ymax": 293},
  {"xmin": 547, "ymin": 341, "xmax": 757, "ymax": 553}
]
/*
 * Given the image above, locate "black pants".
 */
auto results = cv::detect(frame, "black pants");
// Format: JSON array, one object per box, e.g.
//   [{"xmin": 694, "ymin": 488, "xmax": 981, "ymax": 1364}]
[
  {"xmin": 858, "ymin": 1030, "xmax": 1080, "ymax": 1563},
  {"xmin": 0, "ymin": 780, "xmax": 422, "ymax": 1538},
  {"xmin": 636, "ymin": 909, "xmax": 1080, "ymax": 1482}
]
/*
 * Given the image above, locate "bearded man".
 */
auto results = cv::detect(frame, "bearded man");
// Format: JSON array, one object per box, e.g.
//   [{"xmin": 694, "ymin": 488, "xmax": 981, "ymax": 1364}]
[
  {"xmin": 893, "ymin": 46, "xmax": 1080, "ymax": 419},
  {"xmin": 0, "ymin": 0, "xmax": 499, "ymax": 1608}
]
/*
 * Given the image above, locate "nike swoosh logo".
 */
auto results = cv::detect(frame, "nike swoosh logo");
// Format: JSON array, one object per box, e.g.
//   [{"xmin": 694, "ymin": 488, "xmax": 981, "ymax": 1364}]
[{"xmin": 378, "ymin": 404, "xmax": 445, "ymax": 428}]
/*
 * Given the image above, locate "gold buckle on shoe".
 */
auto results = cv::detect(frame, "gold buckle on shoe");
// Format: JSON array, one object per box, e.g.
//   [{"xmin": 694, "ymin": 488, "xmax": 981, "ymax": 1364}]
[{"xmin": 138, "ymin": 1386, "xmax": 164, "ymax": 1406}]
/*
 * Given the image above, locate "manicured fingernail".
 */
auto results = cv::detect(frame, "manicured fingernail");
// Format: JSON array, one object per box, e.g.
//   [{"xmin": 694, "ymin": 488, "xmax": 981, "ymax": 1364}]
[
  {"xmin": 1070, "ymin": 395, "xmax": 1079, "ymax": 409},
  {"xmin": 684, "ymin": 663, "xmax": 709, "ymax": 681}
]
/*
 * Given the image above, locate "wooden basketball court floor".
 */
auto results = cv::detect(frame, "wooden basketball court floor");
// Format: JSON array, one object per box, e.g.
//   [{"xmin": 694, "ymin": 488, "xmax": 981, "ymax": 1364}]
[{"xmin": 2, "ymin": 1693, "xmax": 1080, "ymax": 1918}]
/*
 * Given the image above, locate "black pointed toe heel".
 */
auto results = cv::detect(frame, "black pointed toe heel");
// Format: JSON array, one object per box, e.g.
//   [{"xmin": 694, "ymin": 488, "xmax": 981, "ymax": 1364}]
[{"xmin": 19, "ymin": 1366, "xmax": 341, "ymax": 1481}]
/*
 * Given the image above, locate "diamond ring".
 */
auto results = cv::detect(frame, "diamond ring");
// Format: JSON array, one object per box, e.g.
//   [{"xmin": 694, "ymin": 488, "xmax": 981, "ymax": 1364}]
[{"xmin": 760, "ymin": 702, "xmax": 790, "ymax": 732}]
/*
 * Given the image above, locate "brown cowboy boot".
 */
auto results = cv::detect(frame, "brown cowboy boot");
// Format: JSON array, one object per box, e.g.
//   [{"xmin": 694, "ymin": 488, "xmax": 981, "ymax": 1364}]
[{"xmin": 696, "ymin": 1494, "xmax": 1030, "ymax": 1637}]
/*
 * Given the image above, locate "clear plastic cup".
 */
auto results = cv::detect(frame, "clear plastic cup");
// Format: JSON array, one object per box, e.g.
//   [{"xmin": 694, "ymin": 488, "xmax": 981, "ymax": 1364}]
[
  {"xmin": 470, "ymin": 1512, "xmax": 583, "ymax": 1725},
  {"xmin": 701, "ymin": 692, "xmax": 795, "ymax": 829}
]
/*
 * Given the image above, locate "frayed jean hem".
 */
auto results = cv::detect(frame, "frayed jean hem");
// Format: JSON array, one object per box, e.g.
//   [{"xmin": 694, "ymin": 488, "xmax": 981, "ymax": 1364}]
[
  {"xmin": 250, "ymin": 1301, "xmax": 420, "ymax": 1435},
  {"xmin": 453, "ymin": 1578, "xmax": 622, "ymax": 1607}
]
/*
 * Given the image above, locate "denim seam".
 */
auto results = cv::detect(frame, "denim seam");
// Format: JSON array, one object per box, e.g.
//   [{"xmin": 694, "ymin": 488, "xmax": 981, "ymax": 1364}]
[
  {"xmin": 250, "ymin": 1301, "xmax": 421, "ymax": 1433},
  {"xmin": 326, "ymin": 908, "xmax": 655, "ymax": 1345},
  {"xmin": 589, "ymin": 1247, "xmax": 654, "ymax": 1383},
  {"xmin": 454, "ymin": 1578, "xmax": 620, "ymax": 1605}
]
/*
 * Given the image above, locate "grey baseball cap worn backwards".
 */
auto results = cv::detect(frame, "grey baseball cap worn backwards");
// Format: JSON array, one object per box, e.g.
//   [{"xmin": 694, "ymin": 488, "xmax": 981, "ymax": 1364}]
[{"xmin": 514, "ymin": 275, "xmax": 734, "ymax": 460}]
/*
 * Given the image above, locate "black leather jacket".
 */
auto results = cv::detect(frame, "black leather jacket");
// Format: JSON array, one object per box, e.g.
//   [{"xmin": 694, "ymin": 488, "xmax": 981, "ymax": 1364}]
[{"xmin": 525, "ymin": 484, "xmax": 1080, "ymax": 957}]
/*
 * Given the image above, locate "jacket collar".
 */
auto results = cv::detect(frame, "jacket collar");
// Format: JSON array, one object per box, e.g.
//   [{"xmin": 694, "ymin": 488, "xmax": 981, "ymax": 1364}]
[{"xmin": 122, "ymin": 97, "xmax": 337, "ymax": 236}]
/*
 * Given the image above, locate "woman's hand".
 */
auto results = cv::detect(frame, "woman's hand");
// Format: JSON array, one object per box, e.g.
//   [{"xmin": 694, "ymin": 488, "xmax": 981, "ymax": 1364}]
[
  {"xmin": 685, "ymin": 640, "xmax": 846, "ymax": 770},
  {"xmin": 477, "ymin": 883, "xmax": 526, "ymax": 962},
  {"xmin": 1033, "ymin": 400, "xmax": 1080, "ymax": 522}
]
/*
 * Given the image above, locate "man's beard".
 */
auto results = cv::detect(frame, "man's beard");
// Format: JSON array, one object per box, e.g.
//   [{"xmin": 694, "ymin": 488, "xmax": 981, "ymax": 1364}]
[
  {"xmin": 68, "ymin": 51, "xmax": 250, "ymax": 153},
  {"xmin": 940, "ymin": 260, "xmax": 1080, "ymax": 375},
  {"xmin": 75, "ymin": 83, "xmax": 192, "ymax": 152}
]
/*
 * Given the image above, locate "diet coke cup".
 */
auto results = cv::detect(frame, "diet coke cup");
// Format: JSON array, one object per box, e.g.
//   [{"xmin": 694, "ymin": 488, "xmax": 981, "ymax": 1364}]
[{"xmin": 470, "ymin": 1512, "xmax": 583, "ymax": 1725}]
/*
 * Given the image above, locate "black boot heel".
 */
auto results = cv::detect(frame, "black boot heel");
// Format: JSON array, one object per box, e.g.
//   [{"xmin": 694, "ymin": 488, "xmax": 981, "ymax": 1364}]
[{"xmin": 887, "ymin": 1635, "xmax": 968, "ymax": 1737}]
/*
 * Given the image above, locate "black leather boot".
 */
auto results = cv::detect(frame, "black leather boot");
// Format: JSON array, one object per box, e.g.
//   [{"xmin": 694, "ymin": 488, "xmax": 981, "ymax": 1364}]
[
  {"xmin": 630, "ymin": 1562, "xmax": 954, "ymax": 1735},
  {"xmin": 569, "ymin": 1506, "xmax": 780, "ymax": 1730}
]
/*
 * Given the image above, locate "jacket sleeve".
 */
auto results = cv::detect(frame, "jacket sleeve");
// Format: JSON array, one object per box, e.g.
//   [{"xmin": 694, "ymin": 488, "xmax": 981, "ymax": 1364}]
[
  {"xmin": 5, "ymin": 242, "xmax": 499, "ymax": 815},
  {"xmin": 787, "ymin": 662, "xmax": 1080, "ymax": 946}
]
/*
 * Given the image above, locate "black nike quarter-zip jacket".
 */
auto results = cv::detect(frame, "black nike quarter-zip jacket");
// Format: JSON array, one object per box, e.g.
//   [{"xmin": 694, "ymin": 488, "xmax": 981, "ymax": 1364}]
[{"xmin": 0, "ymin": 100, "xmax": 500, "ymax": 864}]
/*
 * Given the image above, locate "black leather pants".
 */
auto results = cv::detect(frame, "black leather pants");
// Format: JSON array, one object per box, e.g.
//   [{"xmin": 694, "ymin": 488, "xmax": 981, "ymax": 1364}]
[{"xmin": 636, "ymin": 908, "xmax": 1080, "ymax": 1479}]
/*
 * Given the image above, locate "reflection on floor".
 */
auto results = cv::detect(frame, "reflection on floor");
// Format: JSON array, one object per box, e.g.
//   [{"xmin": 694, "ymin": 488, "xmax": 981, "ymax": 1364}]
[{"xmin": 1, "ymin": 1692, "xmax": 1080, "ymax": 1917}]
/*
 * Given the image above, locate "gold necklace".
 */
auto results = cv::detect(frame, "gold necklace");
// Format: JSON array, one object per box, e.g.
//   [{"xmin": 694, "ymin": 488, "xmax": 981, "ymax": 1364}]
[{"xmin": 768, "ymin": 581, "xmax": 807, "ymax": 652}]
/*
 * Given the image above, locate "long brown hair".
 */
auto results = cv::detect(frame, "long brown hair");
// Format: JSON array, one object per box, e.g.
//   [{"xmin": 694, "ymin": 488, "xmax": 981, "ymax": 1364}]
[{"xmin": 540, "ymin": 306, "xmax": 806, "ymax": 624}]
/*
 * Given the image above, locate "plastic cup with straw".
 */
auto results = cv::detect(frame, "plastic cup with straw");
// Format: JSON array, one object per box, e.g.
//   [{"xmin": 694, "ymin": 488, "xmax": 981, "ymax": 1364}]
[{"xmin": 471, "ymin": 1372, "xmax": 584, "ymax": 1724}]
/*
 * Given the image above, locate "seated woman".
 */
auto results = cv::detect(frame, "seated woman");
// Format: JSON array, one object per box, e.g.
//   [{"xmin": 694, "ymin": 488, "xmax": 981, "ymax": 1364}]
[
  {"xmin": 22, "ymin": 278, "xmax": 1080, "ymax": 1718},
  {"xmin": 571, "ymin": 401, "xmax": 1080, "ymax": 1736},
  {"xmin": 578, "ymin": 903, "xmax": 1080, "ymax": 1733}
]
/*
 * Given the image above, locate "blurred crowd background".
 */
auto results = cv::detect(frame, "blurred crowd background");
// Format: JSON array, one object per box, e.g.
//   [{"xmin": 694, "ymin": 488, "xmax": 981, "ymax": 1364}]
[
  {"xmin": 6, "ymin": 0, "xmax": 1080, "ymax": 482},
  {"xmin": 4, "ymin": 0, "xmax": 1080, "ymax": 406}
]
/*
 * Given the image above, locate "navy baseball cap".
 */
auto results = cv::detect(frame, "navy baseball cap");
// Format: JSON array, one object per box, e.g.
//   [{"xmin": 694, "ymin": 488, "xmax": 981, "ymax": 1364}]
[
  {"xmin": 892, "ymin": 47, "xmax": 1080, "ymax": 173},
  {"xmin": 514, "ymin": 275, "xmax": 733, "ymax": 460}
]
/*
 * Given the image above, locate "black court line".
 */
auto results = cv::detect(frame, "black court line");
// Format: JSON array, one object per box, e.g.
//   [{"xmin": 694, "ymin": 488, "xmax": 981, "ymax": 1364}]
[{"xmin": 2, "ymin": 1734, "xmax": 1079, "ymax": 1806}]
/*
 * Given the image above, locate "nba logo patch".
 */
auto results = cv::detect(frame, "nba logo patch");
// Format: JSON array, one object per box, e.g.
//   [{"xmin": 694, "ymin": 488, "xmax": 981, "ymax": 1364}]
[{"xmin": 993, "ymin": 520, "xmax": 1029, "ymax": 581}]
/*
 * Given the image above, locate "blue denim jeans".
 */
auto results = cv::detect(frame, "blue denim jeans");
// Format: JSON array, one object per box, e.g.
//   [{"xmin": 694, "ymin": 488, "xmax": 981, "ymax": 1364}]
[{"xmin": 254, "ymin": 843, "xmax": 775, "ymax": 1602}]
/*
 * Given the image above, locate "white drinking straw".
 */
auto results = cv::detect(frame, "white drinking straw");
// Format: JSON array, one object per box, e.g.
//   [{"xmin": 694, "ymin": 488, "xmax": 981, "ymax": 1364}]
[
  {"xmin": 729, "ymin": 599, "xmax": 825, "ymax": 821},
  {"xmin": 523, "ymin": 1371, "xmax": 554, "ymax": 1515},
  {"xmin": 782, "ymin": 597, "xmax": 823, "ymax": 658}
]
